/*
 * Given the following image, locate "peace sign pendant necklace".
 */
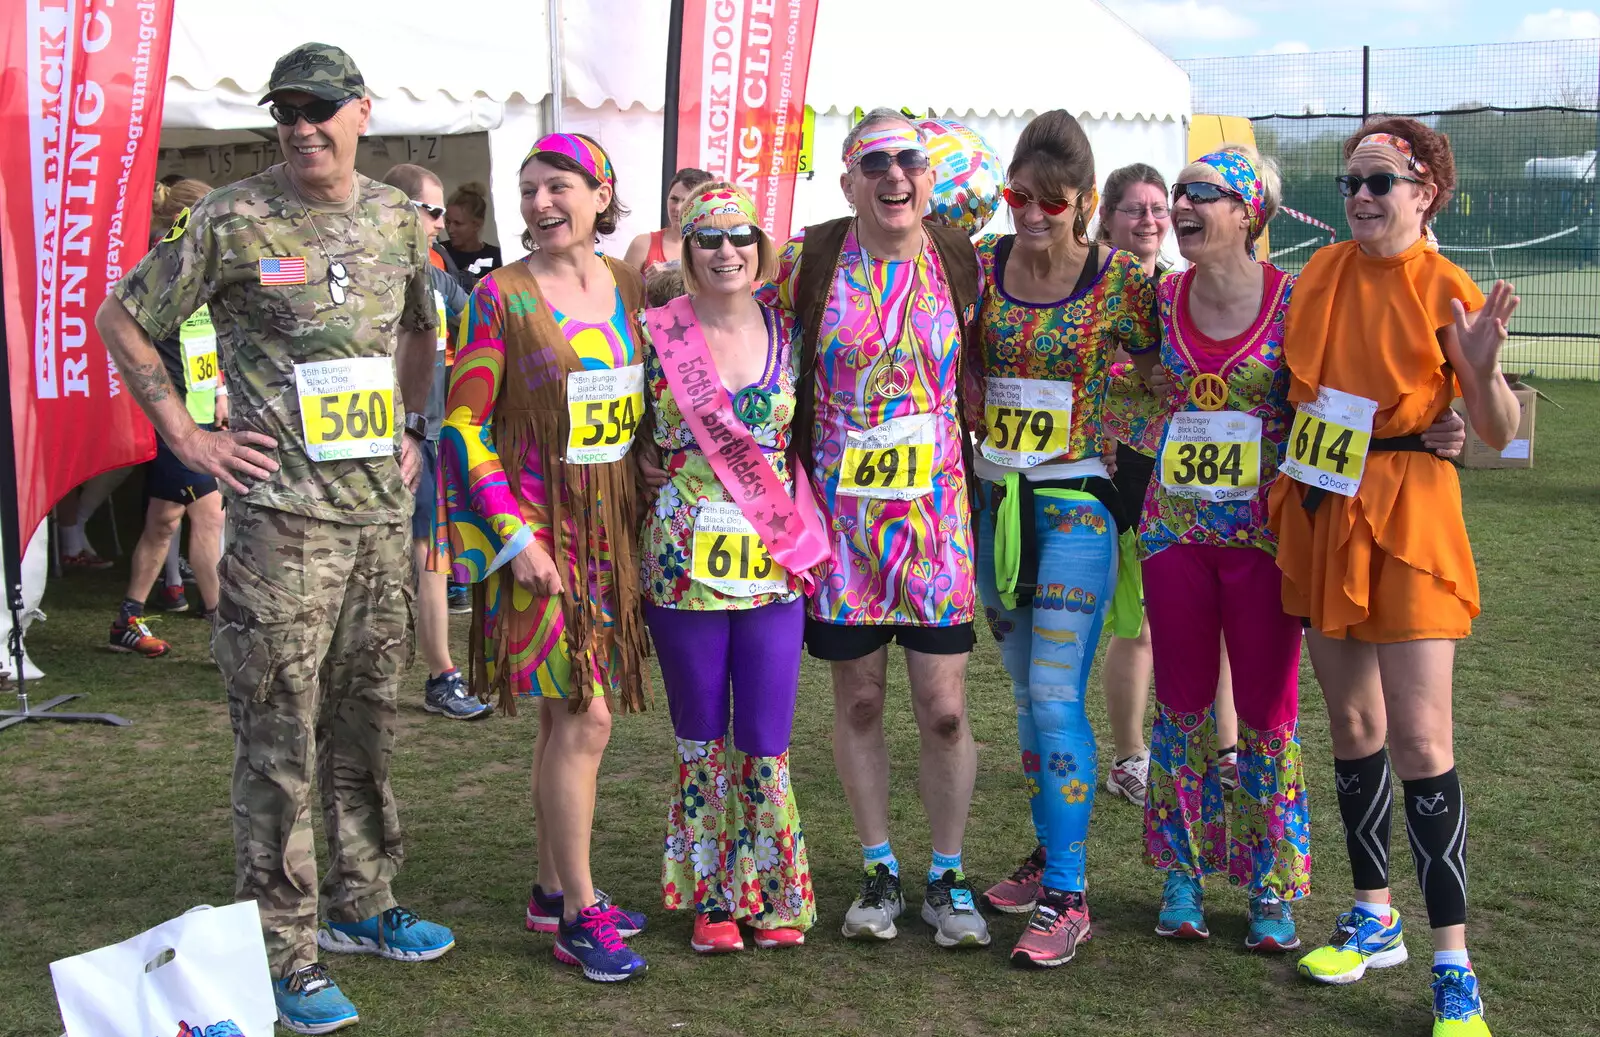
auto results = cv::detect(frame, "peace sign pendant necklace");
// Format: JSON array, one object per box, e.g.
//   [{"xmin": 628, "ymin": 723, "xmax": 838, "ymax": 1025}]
[{"xmin": 862, "ymin": 231, "xmax": 926, "ymax": 400}]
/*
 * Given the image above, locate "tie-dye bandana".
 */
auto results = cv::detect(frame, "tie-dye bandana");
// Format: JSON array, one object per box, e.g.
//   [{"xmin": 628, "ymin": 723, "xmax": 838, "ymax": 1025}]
[
  {"xmin": 523, "ymin": 133, "xmax": 616, "ymax": 186},
  {"xmin": 1355, "ymin": 133, "xmax": 1429, "ymax": 174},
  {"xmin": 843, "ymin": 125, "xmax": 927, "ymax": 171},
  {"xmin": 1196, "ymin": 149, "xmax": 1267, "ymax": 258},
  {"xmin": 680, "ymin": 184, "xmax": 760, "ymax": 238}
]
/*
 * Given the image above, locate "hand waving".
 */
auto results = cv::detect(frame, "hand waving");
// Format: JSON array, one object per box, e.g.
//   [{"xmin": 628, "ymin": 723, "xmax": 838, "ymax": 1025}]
[{"xmin": 1450, "ymin": 280, "xmax": 1520, "ymax": 384}]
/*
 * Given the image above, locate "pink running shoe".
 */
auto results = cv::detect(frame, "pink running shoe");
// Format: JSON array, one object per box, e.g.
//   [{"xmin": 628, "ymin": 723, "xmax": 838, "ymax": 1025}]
[
  {"xmin": 1010, "ymin": 890, "xmax": 1092, "ymax": 968},
  {"xmin": 983, "ymin": 846, "xmax": 1045, "ymax": 914}
]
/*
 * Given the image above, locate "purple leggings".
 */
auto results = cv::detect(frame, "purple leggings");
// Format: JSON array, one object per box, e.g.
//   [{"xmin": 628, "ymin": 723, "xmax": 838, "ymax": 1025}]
[{"xmin": 644, "ymin": 599, "xmax": 805, "ymax": 757}]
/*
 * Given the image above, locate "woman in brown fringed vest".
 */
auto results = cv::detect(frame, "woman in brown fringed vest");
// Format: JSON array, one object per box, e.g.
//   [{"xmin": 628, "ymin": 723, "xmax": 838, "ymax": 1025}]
[{"xmin": 435, "ymin": 133, "xmax": 652, "ymax": 982}]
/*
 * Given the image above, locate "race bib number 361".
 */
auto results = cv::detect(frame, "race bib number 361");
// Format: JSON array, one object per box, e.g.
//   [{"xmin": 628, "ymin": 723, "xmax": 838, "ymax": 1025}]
[
  {"xmin": 1159, "ymin": 411, "xmax": 1263, "ymax": 502},
  {"xmin": 566, "ymin": 365, "xmax": 644, "ymax": 465},
  {"xmin": 295, "ymin": 357, "xmax": 395, "ymax": 462},
  {"xmin": 838, "ymin": 414, "xmax": 937, "ymax": 501},
  {"xmin": 1280, "ymin": 386, "xmax": 1378, "ymax": 497},
  {"xmin": 980, "ymin": 377, "xmax": 1072, "ymax": 468}
]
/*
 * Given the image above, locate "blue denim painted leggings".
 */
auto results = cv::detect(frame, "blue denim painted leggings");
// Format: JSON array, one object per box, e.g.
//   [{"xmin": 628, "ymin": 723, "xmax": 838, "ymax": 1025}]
[{"xmin": 976, "ymin": 482, "xmax": 1118, "ymax": 893}]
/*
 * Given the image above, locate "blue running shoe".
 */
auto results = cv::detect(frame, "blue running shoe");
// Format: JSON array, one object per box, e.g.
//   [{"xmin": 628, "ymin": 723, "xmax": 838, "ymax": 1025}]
[
  {"xmin": 317, "ymin": 906, "xmax": 456, "ymax": 962},
  {"xmin": 1155, "ymin": 872, "xmax": 1209, "ymax": 939},
  {"xmin": 1245, "ymin": 891, "xmax": 1300, "ymax": 951},
  {"xmin": 423, "ymin": 669, "xmax": 491, "ymax": 720},
  {"xmin": 1298, "ymin": 906, "xmax": 1408, "ymax": 984},
  {"xmin": 525, "ymin": 884, "xmax": 646, "ymax": 936},
  {"xmin": 554, "ymin": 903, "xmax": 647, "ymax": 982},
  {"xmin": 274, "ymin": 963, "xmax": 358, "ymax": 1035},
  {"xmin": 1433, "ymin": 964, "xmax": 1492, "ymax": 1036}
]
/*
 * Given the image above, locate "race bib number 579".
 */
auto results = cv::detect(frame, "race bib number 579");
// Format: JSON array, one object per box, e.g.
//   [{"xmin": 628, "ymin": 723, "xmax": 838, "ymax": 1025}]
[{"xmin": 295, "ymin": 357, "xmax": 395, "ymax": 462}]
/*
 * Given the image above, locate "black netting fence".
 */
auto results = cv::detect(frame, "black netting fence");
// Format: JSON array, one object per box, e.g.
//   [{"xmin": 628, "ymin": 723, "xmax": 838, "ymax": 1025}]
[{"xmin": 1181, "ymin": 39, "xmax": 1600, "ymax": 377}]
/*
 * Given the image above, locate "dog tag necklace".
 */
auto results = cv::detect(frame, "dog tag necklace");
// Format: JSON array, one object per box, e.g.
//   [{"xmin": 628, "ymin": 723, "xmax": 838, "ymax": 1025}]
[{"xmin": 292, "ymin": 179, "xmax": 355, "ymax": 305}]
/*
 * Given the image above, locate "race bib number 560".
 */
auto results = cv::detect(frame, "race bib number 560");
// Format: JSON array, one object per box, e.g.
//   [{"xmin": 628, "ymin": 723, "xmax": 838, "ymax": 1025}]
[
  {"xmin": 295, "ymin": 357, "xmax": 395, "ymax": 461},
  {"xmin": 1280, "ymin": 387, "xmax": 1378, "ymax": 498},
  {"xmin": 566, "ymin": 365, "xmax": 644, "ymax": 465}
]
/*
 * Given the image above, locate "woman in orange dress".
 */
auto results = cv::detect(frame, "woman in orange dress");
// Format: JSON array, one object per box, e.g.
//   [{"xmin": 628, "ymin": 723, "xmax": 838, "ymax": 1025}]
[{"xmin": 1268, "ymin": 117, "xmax": 1520, "ymax": 1037}]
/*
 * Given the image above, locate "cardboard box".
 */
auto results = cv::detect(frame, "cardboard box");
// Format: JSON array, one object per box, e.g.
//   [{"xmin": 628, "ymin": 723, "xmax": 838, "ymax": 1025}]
[{"xmin": 1449, "ymin": 380, "xmax": 1536, "ymax": 469}]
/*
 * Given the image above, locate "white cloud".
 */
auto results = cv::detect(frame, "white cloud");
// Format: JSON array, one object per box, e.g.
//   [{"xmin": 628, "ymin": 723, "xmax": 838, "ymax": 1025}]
[
  {"xmin": 1513, "ymin": 8, "xmax": 1600, "ymax": 40},
  {"xmin": 1103, "ymin": 1, "xmax": 1258, "ymax": 46}
]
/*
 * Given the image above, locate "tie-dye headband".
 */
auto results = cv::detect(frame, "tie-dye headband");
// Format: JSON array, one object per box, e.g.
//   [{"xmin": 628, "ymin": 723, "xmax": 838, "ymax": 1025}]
[
  {"xmin": 680, "ymin": 185, "xmax": 760, "ymax": 238},
  {"xmin": 844, "ymin": 125, "xmax": 927, "ymax": 171},
  {"xmin": 1355, "ymin": 133, "xmax": 1429, "ymax": 174},
  {"xmin": 523, "ymin": 133, "xmax": 616, "ymax": 186},
  {"xmin": 1196, "ymin": 149, "xmax": 1267, "ymax": 258}
]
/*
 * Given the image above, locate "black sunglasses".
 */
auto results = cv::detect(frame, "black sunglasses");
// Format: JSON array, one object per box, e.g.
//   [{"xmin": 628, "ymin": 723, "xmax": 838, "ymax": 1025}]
[
  {"xmin": 1336, "ymin": 173, "xmax": 1425, "ymax": 198},
  {"xmin": 690, "ymin": 225, "xmax": 761, "ymax": 250},
  {"xmin": 857, "ymin": 149, "xmax": 931, "ymax": 179},
  {"xmin": 409, "ymin": 200, "xmax": 446, "ymax": 220},
  {"xmin": 1172, "ymin": 181, "xmax": 1243, "ymax": 205},
  {"xmin": 269, "ymin": 95, "xmax": 357, "ymax": 127}
]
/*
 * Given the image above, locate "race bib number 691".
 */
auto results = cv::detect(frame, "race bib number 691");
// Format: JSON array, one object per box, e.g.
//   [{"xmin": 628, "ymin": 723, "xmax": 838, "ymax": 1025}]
[{"xmin": 837, "ymin": 414, "xmax": 937, "ymax": 501}]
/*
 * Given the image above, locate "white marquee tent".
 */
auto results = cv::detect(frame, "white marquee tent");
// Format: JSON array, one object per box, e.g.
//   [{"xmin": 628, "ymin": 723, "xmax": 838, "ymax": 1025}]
[{"xmin": 156, "ymin": 0, "xmax": 1190, "ymax": 256}]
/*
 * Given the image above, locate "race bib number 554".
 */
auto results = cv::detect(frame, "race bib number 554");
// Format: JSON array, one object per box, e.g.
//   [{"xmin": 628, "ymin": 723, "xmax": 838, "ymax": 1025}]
[
  {"xmin": 566, "ymin": 365, "xmax": 644, "ymax": 465},
  {"xmin": 1280, "ymin": 386, "xmax": 1378, "ymax": 498},
  {"xmin": 295, "ymin": 357, "xmax": 395, "ymax": 461}
]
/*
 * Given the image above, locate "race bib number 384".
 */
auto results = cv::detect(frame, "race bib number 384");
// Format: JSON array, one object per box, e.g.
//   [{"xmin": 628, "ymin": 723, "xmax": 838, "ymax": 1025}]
[
  {"xmin": 566, "ymin": 365, "xmax": 644, "ymax": 465},
  {"xmin": 1159, "ymin": 411, "xmax": 1263, "ymax": 502},
  {"xmin": 295, "ymin": 357, "xmax": 395, "ymax": 462},
  {"xmin": 1279, "ymin": 386, "xmax": 1379, "ymax": 497}
]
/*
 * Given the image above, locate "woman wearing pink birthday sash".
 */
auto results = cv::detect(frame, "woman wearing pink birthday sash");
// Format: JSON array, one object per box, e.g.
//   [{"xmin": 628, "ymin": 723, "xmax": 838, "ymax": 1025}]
[{"xmin": 640, "ymin": 182, "xmax": 828, "ymax": 955}]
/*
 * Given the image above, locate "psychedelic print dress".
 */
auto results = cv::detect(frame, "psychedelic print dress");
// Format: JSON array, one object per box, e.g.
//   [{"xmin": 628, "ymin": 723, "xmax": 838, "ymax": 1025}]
[
  {"xmin": 757, "ymin": 225, "xmax": 975, "ymax": 627},
  {"xmin": 436, "ymin": 262, "xmax": 647, "ymax": 708}
]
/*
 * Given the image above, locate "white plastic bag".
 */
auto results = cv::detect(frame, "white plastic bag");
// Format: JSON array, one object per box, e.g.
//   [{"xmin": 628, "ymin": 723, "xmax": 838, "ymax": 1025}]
[{"xmin": 51, "ymin": 902, "xmax": 276, "ymax": 1037}]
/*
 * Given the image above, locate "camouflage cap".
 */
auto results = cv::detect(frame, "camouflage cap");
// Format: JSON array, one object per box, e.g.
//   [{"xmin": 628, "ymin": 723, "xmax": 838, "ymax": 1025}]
[{"xmin": 259, "ymin": 42, "xmax": 366, "ymax": 104}]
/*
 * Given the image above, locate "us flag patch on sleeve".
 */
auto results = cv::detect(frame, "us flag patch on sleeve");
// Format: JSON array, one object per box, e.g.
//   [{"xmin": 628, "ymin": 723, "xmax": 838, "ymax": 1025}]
[{"xmin": 259, "ymin": 257, "xmax": 309, "ymax": 285}]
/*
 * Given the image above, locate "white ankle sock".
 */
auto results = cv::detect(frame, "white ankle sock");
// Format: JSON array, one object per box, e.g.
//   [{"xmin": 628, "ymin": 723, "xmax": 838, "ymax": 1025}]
[{"xmin": 1354, "ymin": 899, "xmax": 1392, "ymax": 923}]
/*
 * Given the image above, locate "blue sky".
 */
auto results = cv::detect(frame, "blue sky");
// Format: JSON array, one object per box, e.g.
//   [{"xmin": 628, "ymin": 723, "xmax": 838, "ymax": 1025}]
[{"xmin": 1101, "ymin": 1, "xmax": 1599, "ymax": 59}]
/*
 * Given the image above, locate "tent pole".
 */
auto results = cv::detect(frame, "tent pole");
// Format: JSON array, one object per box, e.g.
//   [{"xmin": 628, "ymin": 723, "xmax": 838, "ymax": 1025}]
[
  {"xmin": 0, "ymin": 211, "xmax": 129, "ymax": 732},
  {"xmin": 548, "ymin": 0, "xmax": 566, "ymax": 133},
  {"xmin": 661, "ymin": 0, "xmax": 687, "ymax": 228}
]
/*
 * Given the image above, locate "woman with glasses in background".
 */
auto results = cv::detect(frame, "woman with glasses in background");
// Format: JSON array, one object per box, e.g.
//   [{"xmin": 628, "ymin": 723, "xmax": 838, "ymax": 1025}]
[
  {"xmin": 1097, "ymin": 165, "xmax": 1243, "ymax": 810},
  {"xmin": 1271, "ymin": 117, "xmax": 1518, "ymax": 1037},
  {"xmin": 971, "ymin": 111, "xmax": 1157, "ymax": 969}
]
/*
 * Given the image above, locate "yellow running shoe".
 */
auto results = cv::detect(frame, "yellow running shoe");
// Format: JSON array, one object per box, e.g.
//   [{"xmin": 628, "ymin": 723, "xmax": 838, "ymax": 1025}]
[
  {"xmin": 1432, "ymin": 964, "xmax": 1491, "ymax": 1036},
  {"xmin": 1297, "ymin": 906, "xmax": 1408, "ymax": 984}
]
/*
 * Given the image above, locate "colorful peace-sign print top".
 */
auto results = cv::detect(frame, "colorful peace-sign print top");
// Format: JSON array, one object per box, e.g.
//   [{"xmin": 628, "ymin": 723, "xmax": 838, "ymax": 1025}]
[{"xmin": 1137, "ymin": 264, "xmax": 1297, "ymax": 559}]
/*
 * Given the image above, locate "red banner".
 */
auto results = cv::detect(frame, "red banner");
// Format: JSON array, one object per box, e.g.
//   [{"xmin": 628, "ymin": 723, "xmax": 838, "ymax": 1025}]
[
  {"xmin": 675, "ymin": 0, "xmax": 818, "ymax": 242},
  {"xmin": 1, "ymin": 0, "xmax": 173, "ymax": 544}
]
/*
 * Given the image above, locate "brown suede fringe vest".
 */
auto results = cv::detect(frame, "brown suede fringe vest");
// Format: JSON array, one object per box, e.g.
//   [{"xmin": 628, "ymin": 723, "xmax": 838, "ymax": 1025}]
[{"xmin": 468, "ymin": 256, "xmax": 651, "ymax": 717}]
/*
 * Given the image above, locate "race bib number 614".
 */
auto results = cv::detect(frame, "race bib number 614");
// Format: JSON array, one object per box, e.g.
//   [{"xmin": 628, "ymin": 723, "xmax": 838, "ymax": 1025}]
[{"xmin": 1279, "ymin": 386, "xmax": 1378, "ymax": 497}]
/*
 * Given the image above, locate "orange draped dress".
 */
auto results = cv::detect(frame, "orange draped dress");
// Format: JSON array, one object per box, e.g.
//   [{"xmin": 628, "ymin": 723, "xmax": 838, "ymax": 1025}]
[{"xmin": 1267, "ymin": 238, "xmax": 1486, "ymax": 642}]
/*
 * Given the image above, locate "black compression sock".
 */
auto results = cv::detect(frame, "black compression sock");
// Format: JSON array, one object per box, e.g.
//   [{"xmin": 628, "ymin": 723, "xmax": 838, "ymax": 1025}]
[
  {"xmin": 119, "ymin": 597, "xmax": 146, "ymax": 620},
  {"xmin": 1404, "ymin": 768, "xmax": 1469, "ymax": 929},
  {"xmin": 1335, "ymin": 748, "xmax": 1394, "ymax": 891}
]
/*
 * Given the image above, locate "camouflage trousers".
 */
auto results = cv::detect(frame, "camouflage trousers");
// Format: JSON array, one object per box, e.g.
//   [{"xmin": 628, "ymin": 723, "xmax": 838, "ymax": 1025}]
[{"xmin": 213, "ymin": 503, "xmax": 413, "ymax": 977}]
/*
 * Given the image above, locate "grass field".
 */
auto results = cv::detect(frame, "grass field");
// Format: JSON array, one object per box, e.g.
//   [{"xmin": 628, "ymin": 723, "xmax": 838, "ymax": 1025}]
[{"xmin": 4, "ymin": 384, "xmax": 1600, "ymax": 1037}]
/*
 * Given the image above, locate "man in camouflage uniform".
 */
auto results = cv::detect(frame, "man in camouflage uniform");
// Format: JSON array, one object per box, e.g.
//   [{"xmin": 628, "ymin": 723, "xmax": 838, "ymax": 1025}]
[{"xmin": 97, "ymin": 43, "xmax": 452, "ymax": 1035}]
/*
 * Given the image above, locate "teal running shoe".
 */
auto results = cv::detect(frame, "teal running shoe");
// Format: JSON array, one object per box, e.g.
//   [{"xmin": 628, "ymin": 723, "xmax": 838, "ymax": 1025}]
[
  {"xmin": 1245, "ymin": 891, "xmax": 1300, "ymax": 951},
  {"xmin": 1432, "ymin": 964, "xmax": 1492, "ymax": 1036},
  {"xmin": 1297, "ymin": 906, "xmax": 1408, "ymax": 984},
  {"xmin": 317, "ymin": 906, "xmax": 456, "ymax": 962},
  {"xmin": 274, "ymin": 963, "xmax": 358, "ymax": 1035},
  {"xmin": 1155, "ymin": 871, "xmax": 1208, "ymax": 939}
]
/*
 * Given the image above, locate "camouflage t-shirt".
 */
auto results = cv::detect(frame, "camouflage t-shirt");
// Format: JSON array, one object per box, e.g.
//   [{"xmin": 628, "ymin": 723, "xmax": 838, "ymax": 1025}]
[{"xmin": 114, "ymin": 164, "xmax": 436, "ymax": 524}]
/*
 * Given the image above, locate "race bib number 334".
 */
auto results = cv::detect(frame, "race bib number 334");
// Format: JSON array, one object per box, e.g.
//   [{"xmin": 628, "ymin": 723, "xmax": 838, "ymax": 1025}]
[
  {"xmin": 566, "ymin": 365, "xmax": 644, "ymax": 465},
  {"xmin": 295, "ymin": 357, "xmax": 396, "ymax": 462},
  {"xmin": 1280, "ymin": 387, "xmax": 1378, "ymax": 497}
]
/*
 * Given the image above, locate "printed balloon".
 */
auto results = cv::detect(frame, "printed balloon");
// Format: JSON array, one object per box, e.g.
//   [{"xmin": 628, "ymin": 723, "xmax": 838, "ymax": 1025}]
[{"xmin": 916, "ymin": 118, "xmax": 1004, "ymax": 236}]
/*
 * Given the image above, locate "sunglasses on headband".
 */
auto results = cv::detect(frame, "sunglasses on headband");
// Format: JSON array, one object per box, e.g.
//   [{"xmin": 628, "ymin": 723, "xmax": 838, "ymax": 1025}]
[
  {"xmin": 1172, "ymin": 181, "xmax": 1244, "ymax": 206},
  {"xmin": 268, "ymin": 95, "xmax": 358, "ymax": 127},
  {"xmin": 1003, "ymin": 187, "xmax": 1073, "ymax": 216},
  {"xmin": 856, "ymin": 149, "xmax": 931, "ymax": 179},
  {"xmin": 689, "ymin": 225, "xmax": 761, "ymax": 251},
  {"xmin": 1335, "ymin": 173, "xmax": 1425, "ymax": 198},
  {"xmin": 409, "ymin": 200, "xmax": 446, "ymax": 220}
]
